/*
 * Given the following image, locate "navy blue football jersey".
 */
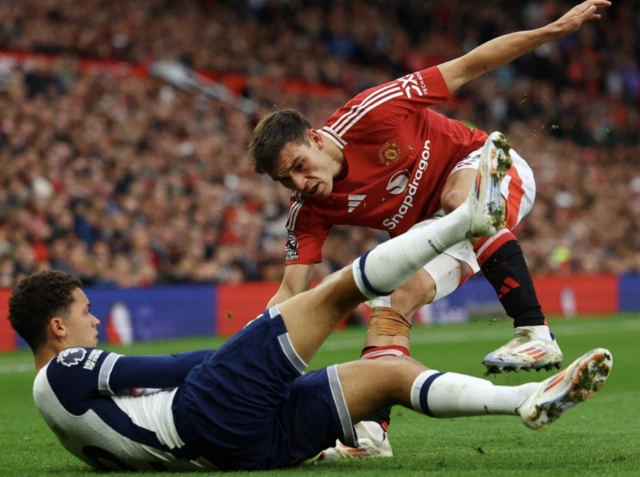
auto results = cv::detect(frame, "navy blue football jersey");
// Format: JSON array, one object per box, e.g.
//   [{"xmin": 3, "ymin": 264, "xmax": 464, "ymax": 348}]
[{"xmin": 33, "ymin": 347, "xmax": 217, "ymax": 471}]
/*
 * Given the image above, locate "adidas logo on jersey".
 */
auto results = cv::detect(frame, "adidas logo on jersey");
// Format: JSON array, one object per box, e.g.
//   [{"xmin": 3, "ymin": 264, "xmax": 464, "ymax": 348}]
[{"xmin": 348, "ymin": 194, "xmax": 366, "ymax": 213}]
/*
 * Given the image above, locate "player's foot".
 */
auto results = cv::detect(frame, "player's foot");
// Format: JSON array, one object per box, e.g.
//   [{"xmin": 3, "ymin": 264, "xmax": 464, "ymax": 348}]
[
  {"xmin": 467, "ymin": 131, "xmax": 512, "ymax": 238},
  {"xmin": 518, "ymin": 348, "xmax": 612, "ymax": 430},
  {"xmin": 483, "ymin": 326, "xmax": 563, "ymax": 374},
  {"xmin": 310, "ymin": 421, "xmax": 393, "ymax": 464}
]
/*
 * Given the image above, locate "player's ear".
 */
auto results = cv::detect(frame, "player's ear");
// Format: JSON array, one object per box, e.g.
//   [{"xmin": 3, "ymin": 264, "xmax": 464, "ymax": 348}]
[
  {"xmin": 49, "ymin": 316, "xmax": 66, "ymax": 339},
  {"xmin": 309, "ymin": 129, "xmax": 323, "ymax": 149}
]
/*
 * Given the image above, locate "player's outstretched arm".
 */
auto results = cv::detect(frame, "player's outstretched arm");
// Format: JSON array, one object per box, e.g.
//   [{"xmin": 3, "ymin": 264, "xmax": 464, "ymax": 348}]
[
  {"xmin": 267, "ymin": 263, "xmax": 314, "ymax": 307},
  {"xmin": 438, "ymin": 0, "xmax": 611, "ymax": 93}
]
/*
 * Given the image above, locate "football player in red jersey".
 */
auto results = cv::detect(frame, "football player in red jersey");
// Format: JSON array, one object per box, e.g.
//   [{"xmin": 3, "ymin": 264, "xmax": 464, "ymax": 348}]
[{"xmin": 248, "ymin": 0, "xmax": 610, "ymax": 459}]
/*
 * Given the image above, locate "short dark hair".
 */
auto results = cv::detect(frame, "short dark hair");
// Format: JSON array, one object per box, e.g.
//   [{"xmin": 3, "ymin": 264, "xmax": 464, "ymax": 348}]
[
  {"xmin": 248, "ymin": 108, "xmax": 312, "ymax": 175},
  {"xmin": 8, "ymin": 270, "xmax": 82, "ymax": 352}
]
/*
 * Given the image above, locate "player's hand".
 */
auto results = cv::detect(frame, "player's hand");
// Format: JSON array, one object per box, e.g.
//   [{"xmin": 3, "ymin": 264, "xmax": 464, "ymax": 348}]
[{"xmin": 552, "ymin": 0, "xmax": 611, "ymax": 37}]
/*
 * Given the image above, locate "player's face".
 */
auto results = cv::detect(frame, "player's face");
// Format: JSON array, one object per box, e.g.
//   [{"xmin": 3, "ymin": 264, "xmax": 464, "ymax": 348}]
[
  {"xmin": 63, "ymin": 288, "xmax": 100, "ymax": 347},
  {"xmin": 272, "ymin": 130, "xmax": 335, "ymax": 199}
]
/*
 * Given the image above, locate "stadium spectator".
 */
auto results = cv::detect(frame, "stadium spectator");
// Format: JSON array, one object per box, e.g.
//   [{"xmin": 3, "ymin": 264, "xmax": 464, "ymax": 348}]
[{"xmin": 0, "ymin": 0, "xmax": 636, "ymax": 287}]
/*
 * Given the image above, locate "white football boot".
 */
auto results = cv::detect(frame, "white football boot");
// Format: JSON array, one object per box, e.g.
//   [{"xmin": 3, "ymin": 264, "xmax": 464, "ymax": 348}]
[
  {"xmin": 518, "ymin": 348, "xmax": 612, "ymax": 430},
  {"xmin": 467, "ymin": 131, "xmax": 512, "ymax": 238},
  {"xmin": 310, "ymin": 421, "xmax": 393, "ymax": 464},
  {"xmin": 483, "ymin": 326, "xmax": 563, "ymax": 374}
]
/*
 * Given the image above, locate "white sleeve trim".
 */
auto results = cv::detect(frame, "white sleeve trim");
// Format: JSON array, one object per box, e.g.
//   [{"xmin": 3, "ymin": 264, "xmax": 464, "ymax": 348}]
[{"xmin": 98, "ymin": 353, "xmax": 122, "ymax": 395}]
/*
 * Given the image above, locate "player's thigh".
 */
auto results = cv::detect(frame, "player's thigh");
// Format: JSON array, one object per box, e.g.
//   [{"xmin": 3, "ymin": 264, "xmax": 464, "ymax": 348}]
[
  {"xmin": 439, "ymin": 147, "xmax": 484, "ymax": 213},
  {"xmin": 200, "ymin": 307, "xmax": 306, "ymax": 410},
  {"xmin": 174, "ymin": 308, "xmax": 306, "ymax": 464},
  {"xmin": 278, "ymin": 266, "xmax": 364, "ymax": 364},
  {"xmin": 423, "ymin": 252, "xmax": 476, "ymax": 301},
  {"xmin": 442, "ymin": 147, "xmax": 536, "ymax": 228},
  {"xmin": 279, "ymin": 358, "xmax": 426, "ymax": 464},
  {"xmin": 502, "ymin": 149, "xmax": 536, "ymax": 229},
  {"xmin": 276, "ymin": 366, "xmax": 356, "ymax": 465}
]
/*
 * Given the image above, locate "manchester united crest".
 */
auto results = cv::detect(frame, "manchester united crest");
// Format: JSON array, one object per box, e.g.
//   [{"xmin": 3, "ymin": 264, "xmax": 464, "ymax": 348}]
[{"xmin": 377, "ymin": 141, "xmax": 403, "ymax": 166}]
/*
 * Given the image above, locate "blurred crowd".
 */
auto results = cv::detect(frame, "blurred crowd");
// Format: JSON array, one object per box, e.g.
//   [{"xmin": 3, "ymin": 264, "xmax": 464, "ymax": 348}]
[{"xmin": 0, "ymin": 0, "xmax": 637, "ymax": 288}]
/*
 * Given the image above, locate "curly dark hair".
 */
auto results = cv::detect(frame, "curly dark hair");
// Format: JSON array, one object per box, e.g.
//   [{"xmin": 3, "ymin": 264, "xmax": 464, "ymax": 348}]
[
  {"xmin": 9, "ymin": 270, "xmax": 82, "ymax": 352},
  {"xmin": 248, "ymin": 108, "xmax": 312, "ymax": 175}
]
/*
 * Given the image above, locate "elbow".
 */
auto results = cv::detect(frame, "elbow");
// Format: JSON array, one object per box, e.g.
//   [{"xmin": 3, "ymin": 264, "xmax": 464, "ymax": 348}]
[{"xmin": 456, "ymin": 56, "xmax": 480, "ymax": 88}]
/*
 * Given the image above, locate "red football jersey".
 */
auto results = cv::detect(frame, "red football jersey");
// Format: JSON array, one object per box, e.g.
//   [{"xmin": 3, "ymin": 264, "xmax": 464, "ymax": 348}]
[{"xmin": 284, "ymin": 66, "xmax": 488, "ymax": 265}]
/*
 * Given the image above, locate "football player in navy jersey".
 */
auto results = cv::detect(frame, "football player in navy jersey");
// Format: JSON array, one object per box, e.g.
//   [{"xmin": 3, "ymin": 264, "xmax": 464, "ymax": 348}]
[{"xmin": 10, "ymin": 174, "xmax": 611, "ymax": 471}]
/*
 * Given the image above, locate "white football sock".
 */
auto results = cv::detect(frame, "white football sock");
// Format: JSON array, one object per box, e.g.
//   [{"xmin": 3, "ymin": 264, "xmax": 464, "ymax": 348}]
[
  {"xmin": 523, "ymin": 325, "xmax": 552, "ymax": 341},
  {"xmin": 352, "ymin": 204, "xmax": 471, "ymax": 299},
  {"xmin": 410, "ymin": 370, "xmax": 538, "ymax": 417}
]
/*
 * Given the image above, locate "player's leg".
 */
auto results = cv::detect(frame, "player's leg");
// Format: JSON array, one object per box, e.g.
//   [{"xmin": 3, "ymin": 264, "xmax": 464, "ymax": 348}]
[
  {"xmin": 345, "ymin": 134, "xmax": 517, "ymax": 440},
  {"xmin": 278, "ymin": 193, "xmax": 479, "ymax": 364},
  {"xmin": 339, "ymin": 348, "xmax": 611, "ymax": 426},
  {"xmin": 367, "ymin": 215, "xmax": 477, "ymax": 321},
  {"xmin": 249, "ymin": 187, "xmax": 484, "ymax": 461},
  {"xmin": 281, "ymin": 348, "xmax": 612, "ymax": 464},
  {"xmin": 363, "ymin": 273, "xmax": 435, "ymax": 351},
  {"xmin": 475, "ymin": 148, "xmax": 562, "ymax": 372},
  {"xmin": 438, "ymin": 132, "xmax": 562, "ymax": 373},
  {"xmin": 174, "ymin": 147, "xmax": 503, "ymax": 470},
  {"xmin": 360, "ymin": 132, "xmax": 517, "ymax": 335},
  {"xmin": 175, "ymin": 199, "xmax": 485, "ymax": 470},
  {"xmin": 344, "ymin": 273, "xmax": 435, "ymax": 456},
  {"xmin": 172, "ymin": 305, "xmax": 311, "ymax": 470}
]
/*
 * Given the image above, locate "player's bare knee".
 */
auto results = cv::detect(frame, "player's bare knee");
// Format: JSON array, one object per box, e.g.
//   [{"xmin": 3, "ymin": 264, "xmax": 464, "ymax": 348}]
[
  {"xmin": 390, "ymin": 270, "xmax": 436, "ymax": 317},
  {"xmin": 420, "ymin": 272, "xmax": 437, "ymax": 306},
  {"xmin": 388, "ymin": 287, "xmax": 416, "ymax": 317},
  {"xmin": 375, "ymin": 356, "xmax": 429, "ymax": 400}
]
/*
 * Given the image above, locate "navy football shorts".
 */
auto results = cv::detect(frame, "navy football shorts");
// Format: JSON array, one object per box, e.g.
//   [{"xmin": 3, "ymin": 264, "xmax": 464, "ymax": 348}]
[{"xmin": 172, "ymin": 306, "xmax": 357, "ymax": 470}]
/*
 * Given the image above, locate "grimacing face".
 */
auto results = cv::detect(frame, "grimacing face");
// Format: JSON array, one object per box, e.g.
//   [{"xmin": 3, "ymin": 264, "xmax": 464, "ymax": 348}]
[
  {"xmin": 61, "ymin": 288, "xmax": 100, "ymax": 348},
  {"xmin": 270, "ymin": 130, "xmax": 336, "ymax": 199}
]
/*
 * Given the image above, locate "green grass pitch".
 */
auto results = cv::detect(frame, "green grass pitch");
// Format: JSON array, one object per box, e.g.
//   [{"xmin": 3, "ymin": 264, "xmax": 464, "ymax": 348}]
[{"xmin": 1, "ymin": 315, "xmax": 639, "ymax": 476}]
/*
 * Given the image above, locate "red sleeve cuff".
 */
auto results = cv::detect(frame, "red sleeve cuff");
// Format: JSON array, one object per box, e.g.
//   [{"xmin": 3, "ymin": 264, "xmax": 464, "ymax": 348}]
[{"xmin": 422, "ymin": 66, "xmax": 451, "ymax": 100}]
